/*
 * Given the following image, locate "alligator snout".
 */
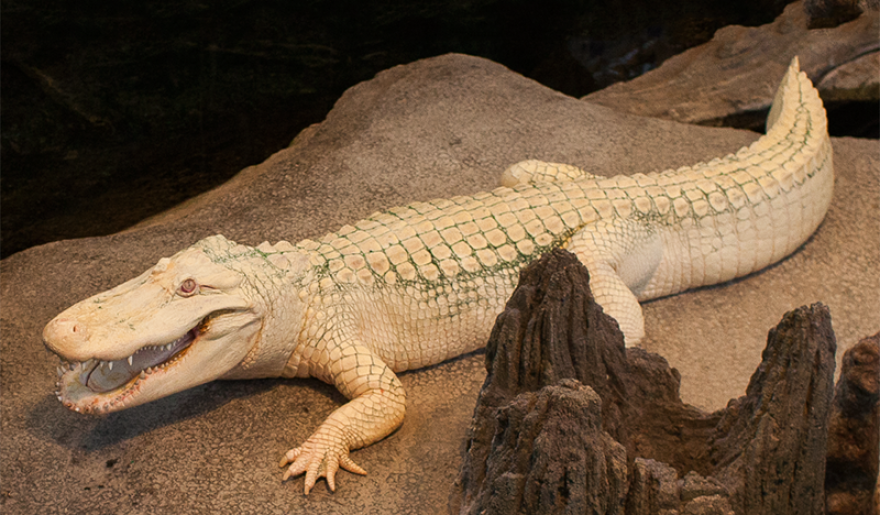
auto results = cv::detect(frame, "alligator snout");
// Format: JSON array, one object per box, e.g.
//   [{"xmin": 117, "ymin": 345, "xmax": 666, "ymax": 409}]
[{"xmin": 43, "ymin": 317, "xmax": 90, "ymax": 357}]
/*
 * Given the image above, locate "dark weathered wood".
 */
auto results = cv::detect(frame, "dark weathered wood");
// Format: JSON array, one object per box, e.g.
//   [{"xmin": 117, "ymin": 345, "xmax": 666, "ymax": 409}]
[
  {"xmin": 708, "ymin": 304, "xmax": 837, "ymax": 515},
  {"xmin": 473, "ymin": 379, "xmax": 627, "ymax": 515},
  {"xmin": 479, "ymin": 247, "xmax": 629, "ymax": 424},
  {"xmin": 622, "ymin": 347, "xmax": 720, "ymax": 478},
  {"xmin": 625, "ymin": 459, "xmax": 733, "ymax": 515},
  {"xmin": 452, "ymin": 249, "xmax": 630, "ymax": 515},
  {"xmin": 452, "ymin": 250, "xmax": 841, "ymax": 515},
  {"xmin": 825, "ymin": 332, "xmax": 880, "ymax": 515}
]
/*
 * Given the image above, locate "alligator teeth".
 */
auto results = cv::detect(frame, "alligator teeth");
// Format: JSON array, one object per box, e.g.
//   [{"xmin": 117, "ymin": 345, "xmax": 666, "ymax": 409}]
[
  {"xmin": 128, "ymin": 356, "xmax": 133, "ymax": 366},
  {"xmin": 108, "ymin": 361, "xmax": 113, "ymax": 371}
]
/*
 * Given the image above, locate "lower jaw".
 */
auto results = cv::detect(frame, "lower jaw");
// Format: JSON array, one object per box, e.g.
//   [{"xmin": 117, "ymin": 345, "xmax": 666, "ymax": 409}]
[
  {"xmin": 57, "ymin": 332, "xmax": 198, "ymax": 414},
  {"xmin": 59, "ymin": 379, "xmax": 136, "ymax": 415},
  {"xmin": 58, "ymin": 363, "xmax": 166, "ymax": 414}
]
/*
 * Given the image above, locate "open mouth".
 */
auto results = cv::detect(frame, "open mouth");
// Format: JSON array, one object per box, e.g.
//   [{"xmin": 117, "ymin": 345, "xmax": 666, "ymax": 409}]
[{"xmin": 56, "ymin": 325, "xmax": 199, "ymax": 397}]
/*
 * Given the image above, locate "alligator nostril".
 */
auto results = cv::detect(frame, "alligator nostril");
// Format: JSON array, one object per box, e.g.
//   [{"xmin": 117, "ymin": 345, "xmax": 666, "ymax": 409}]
[{"xmin": 44, "ymin": 317, "xmax": 90, "ymax": 352}]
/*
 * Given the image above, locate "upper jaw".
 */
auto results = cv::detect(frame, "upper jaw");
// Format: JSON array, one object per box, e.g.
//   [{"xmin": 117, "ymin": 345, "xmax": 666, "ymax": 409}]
[
  {"xmin": 43, "ymin": 288, "xmax": 252, "ymax": 361},
  {"xmin": 52, "ymin": 322, "xmax": 204, "ymax": 414},
  {"xmin": 49, "ymin": 305, "xmax": 263, "ymax": 415}
]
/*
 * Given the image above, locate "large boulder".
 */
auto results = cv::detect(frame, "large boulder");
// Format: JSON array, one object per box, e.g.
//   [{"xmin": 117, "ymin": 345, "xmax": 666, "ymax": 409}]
[{"xmin": 1, "ymin": 53, "xmax": 877, "ymax": 514}]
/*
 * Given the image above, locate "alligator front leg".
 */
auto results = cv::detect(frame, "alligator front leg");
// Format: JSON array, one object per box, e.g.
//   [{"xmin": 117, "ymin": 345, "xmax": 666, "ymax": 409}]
[{"xmin": 280, "ymin": 342, "xmax": 406, "ymax": 494}]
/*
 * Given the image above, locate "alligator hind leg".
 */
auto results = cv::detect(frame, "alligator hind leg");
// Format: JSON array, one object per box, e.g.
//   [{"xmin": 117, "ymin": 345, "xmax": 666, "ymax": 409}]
[
  {"xmin": 563, "ymin": 219, "xmax": 664, "ymax": 346},
  {"xmin": 501, "ymin": 159, "xmax": 606, "ymax": 187}
]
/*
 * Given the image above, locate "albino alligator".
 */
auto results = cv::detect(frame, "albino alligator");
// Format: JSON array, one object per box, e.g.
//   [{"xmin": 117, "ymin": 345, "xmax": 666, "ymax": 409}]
[{"xmin": 44, "ymin": 58, "xmax": 832, "ymax": 495}]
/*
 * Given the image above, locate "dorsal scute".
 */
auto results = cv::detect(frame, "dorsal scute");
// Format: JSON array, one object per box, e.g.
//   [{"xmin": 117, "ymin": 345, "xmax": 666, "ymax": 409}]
[
  {"xmin": 257, "ymin": 241, "xmax": 277, "ymax": 254},
  {"xmin": 274, "ymin": 240, "xmax": 297, "ymax": 252},
  {"xmin": 500, "ymin": 159, "xmax": 606, "ymax": 188},
  {"xmin": 766, "ymin": 57, "xmax": 803, "ymax": 134}
]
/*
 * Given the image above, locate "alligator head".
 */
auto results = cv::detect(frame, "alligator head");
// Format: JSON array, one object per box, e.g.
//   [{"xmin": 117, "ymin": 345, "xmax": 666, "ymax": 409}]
[{"xmin": 43, "ymin": 235, "xmax": 276, "ymax": 414}]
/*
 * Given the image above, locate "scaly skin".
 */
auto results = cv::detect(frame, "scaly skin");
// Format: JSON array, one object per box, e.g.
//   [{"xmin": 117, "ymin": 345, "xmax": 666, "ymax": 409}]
[{"xmin": 43, "ymin": 58, "xmax": 831, "ymax": 494}]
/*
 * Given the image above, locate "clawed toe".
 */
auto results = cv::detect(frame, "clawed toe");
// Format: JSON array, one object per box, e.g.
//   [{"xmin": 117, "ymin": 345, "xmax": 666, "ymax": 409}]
[{"xmin": 279, "ymin": 444, "xmax": 366, "ymax": 495}]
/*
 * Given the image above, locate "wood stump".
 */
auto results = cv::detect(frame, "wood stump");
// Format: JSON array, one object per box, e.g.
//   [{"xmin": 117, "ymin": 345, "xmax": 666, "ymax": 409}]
[
  {"xmin": 825, "ymin": 332, "xmax": 880, "ymax": 515},
  {"xmin": 451, "ymin": 249, "xmax": 862, "ymax": 515}
]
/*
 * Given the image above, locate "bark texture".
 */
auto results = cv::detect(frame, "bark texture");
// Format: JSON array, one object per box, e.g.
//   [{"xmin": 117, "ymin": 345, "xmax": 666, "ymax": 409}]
[
  {"xmin": 452, "ymin": 249, "xmax": 840, "ymax": 515},
  {"xmin": 825, "ymin": 332, "xmax": 880, "ymax": 515},
  {"xmin": 708, "ymin": 303, "xmax": 837, "ymax": 515},
  {"xmin": 453, "ymin": 248, "xmax": 630, "ymax": 515}
]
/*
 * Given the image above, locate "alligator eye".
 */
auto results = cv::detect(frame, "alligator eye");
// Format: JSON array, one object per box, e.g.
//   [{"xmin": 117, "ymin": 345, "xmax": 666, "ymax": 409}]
[{"xmin": 178, "ymin": 278, "xmax": 198, "ymax": 296}]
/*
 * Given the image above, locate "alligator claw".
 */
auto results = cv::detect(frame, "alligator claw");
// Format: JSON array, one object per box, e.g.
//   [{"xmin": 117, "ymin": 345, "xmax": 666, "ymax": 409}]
[{"xmin": 280, "ymin": 435, "xmax": 367, "ymax": 495}]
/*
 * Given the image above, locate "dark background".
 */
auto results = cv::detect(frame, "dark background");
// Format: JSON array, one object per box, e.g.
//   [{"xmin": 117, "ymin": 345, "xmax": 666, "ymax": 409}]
[{"xmin": 3, "ymin": 0, "xmax": 864, "ymax": 258}]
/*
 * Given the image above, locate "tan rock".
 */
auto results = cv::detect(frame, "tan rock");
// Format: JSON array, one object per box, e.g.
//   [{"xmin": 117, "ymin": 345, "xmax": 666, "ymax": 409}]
[{"xmin": 583, "ymin": 1, "xmax": 879, "ymax": 128}]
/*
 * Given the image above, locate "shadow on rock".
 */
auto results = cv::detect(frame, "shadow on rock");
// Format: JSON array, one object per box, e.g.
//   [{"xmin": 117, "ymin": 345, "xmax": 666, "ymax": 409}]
[{"xmin": 27, "ymin": 377, "xmax": 332, "ymax": 451}]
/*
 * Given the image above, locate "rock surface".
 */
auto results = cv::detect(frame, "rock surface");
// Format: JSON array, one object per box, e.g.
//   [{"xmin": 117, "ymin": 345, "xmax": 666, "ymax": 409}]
[
  {"xmin": 804, "ymin": 0, "xmax": 878, "ymax": 28},
  {"xmin": 583, "ymin": 1, "xmax": 879, "ymax": 129},
  {"xmin": 818, "ymin": 51, "xmax": 880, "ymax": 102},
  {"xmin": 1, "ymin": 54, "xmax": 878, "ymax": 514},
  {"xmin": 454, "ymin": 250, "xmax": 840, "ymax": 515}
]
